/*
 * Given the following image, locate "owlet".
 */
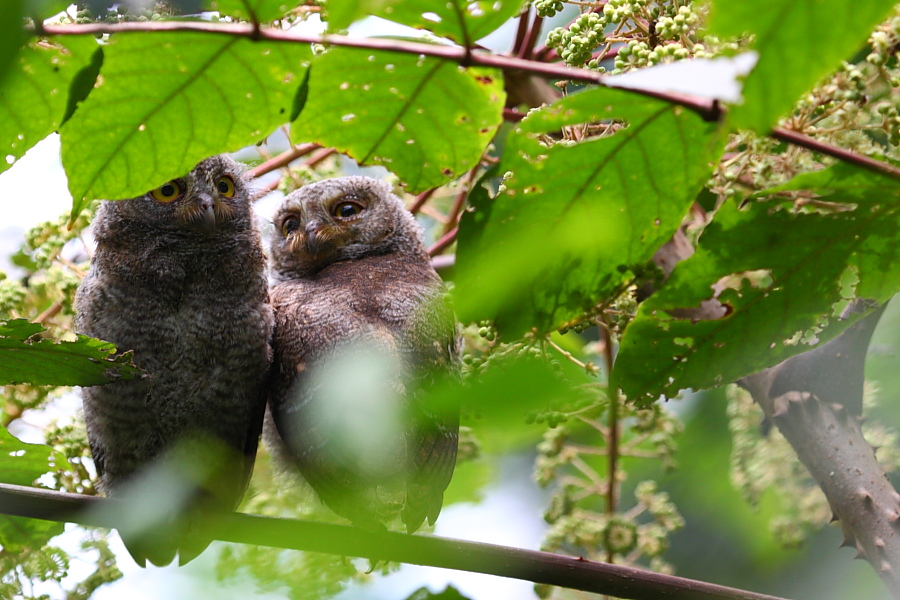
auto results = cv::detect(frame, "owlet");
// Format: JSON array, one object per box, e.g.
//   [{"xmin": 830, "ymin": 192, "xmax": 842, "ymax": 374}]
[
  {"xmin": 75, "ymin": 155, "xmax": 273, "ymax": 566},
  {"xmin": 267, "ymin": 176, "xmax": 460, "ymax": 532}
]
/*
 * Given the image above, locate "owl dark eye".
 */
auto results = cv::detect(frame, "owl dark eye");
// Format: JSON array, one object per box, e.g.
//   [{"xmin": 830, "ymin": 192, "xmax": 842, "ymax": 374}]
[
  {"xmin": 150, "ymin": 180, "xmax": 182, "ymax": 203},
  {"xmin": 216, "ymin": 176, "xmax": 235, "ymax": 198},
  {"xmin": 282, "ymin": 217, "xmax": 301, "ymax": 236},
  {"xmin": 333, "ymin": 202, "xmax": 364, "ymax": 219}
]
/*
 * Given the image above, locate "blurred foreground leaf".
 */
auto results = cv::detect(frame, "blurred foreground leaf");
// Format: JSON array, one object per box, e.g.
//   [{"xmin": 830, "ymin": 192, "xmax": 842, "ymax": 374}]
[
  {"xmin": 0, "ymin": 319, "xmax": 140, "ymax": 386},
  {"xmin": 436, "ymin": 353, "xmax": 594, "ymax": 452}
]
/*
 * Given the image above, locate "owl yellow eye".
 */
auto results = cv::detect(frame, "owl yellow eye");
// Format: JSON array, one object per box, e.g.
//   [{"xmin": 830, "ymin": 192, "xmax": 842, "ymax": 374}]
[
  {"xmin": 282, "ymin": 217, "xmax": 301, "ymax": 237},
  {"xmin": 332, "ymin": 201, "xmax": 364, "ymax": 219},
  {"xmin": 150, "ymin": 181, "xmax": 182, "ymax": 203},
  {"xmin": 216, "ymin": 176, "xmax": 235, "ymax": 198}
]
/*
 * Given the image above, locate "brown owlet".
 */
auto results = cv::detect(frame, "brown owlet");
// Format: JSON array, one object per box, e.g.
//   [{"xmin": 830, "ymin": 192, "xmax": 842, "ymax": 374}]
[
  {"xmin": 75, "ymin": 155, "xmax": 273, "ymax": 566},
  {"xmin": 267, "ymin": 176, "xmax": 460, "ymax": 532}
]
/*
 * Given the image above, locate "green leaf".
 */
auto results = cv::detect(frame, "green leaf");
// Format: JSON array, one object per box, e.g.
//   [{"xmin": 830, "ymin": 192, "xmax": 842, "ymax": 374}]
[
  {"xmin": 0, "ymin": 0, "xmax": 25, "ymax": 88},
  {"xmin": 0, "ymin": 36, "xmax": 96, "ymax": 177},
  {"xmin": 708, "ymin": 0, "xmax": 896, "ymax": 132},
  {"xmin": 60, "ymin": 32, "xmax": 310, "ymax": 217},
  {"xmin": 0, "ymin": 427, "xmax": 64, "ymax": 550},
  {"xmin": 327, "ymin": 0, "xmax": 526, "ymax": 45},
  {"xmin": 454, "ymin": 87, "xmax": 723, "ymax": 337},
  {"xmin": 613, "ymin": 167, "xmax": 900, "ymax": 403},
  {"xmin": 0, "ymin": 319, "xmax": 140, "ymax": 386},
  {"xmin": 207, "ymin": 0, "xmax": 293, "ymax": 22},
  {"xmin": 292, "ymin": 46, "xmax": 504, "ymax": 192}
]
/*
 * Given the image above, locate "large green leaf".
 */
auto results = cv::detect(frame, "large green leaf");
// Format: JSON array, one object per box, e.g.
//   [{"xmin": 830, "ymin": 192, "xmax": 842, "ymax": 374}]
[
  {"xmin": 327, "ymin": 0, "xmax": 526, "ymax": 45},
  {"xmin": 0, "ymin": 36, "xmax": 96, "ymax": 176},
  {"xmin": 0, "ymin": 427, "xmax": 64, "ymax": 550},
  {"xmin": 613, "ymin": 164, "xmax": 900, "ymax": 403},
  {"xmin": 0, "ymin": 319, "xmax": 140, "ymax": 386},
  {"xmin": 0, "ymin": 0, "xmax": 25, "ymax": 88},
  {"xmin": 708, "ymin": 0, "xmax": 896, "ymax": 132},
  {"xmin": 207, "ymin": 0, "xmax": 293, "ymax": 22},
  {"xmin": 60, "ymin": 32, "xmax": 310, "ymax": 216},
  {"xmin": 454, "ymin": 87, "xmax": 723, "ymax": 337},
  {"xmin": 292, "ymin": 46, "xmax": 504, "ymax": 192}
]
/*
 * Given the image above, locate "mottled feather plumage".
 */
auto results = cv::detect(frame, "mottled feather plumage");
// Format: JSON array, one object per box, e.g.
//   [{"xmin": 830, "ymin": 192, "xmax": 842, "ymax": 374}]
[
  {"xmin": 75, "ymin": 155, "xmax": 273, "ymax": 566},
  {"xmin": 266, "ymin": 176, "xmax": 460, "ymax": 532}
]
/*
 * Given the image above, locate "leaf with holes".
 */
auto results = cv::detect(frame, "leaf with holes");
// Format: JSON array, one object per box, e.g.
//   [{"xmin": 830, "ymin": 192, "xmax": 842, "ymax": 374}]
[
  {"xmin": 0, "ymin": 427, "xmax": 64, "ymax": 550},
  {"xmin": 60, "ymin": 32, "xmax": 310, "ymax": 219},
  {"xmin": 0, "ymin": 36, "xmax": 96, "ymax": 176},
  {"xmin": 454, "ymin": 87, "xmax": 723, "ymax": 338},
  {"xmin": 292, "ymin": 46, "xmax": 504, "ymax": 192},
  {"xmin": 327, "ymin": 0, "xmax": 526, "ymax": 45},
  {"xmin": 708, "ymin": 0, "xmax": 896, "ymax": 132},
  {"xmin": 0, "ymin": 319, "xmax": 140, "ymax": 386},
  {"xmin": 207, "ymin": 0, "xmax": 294, "ymax": 22},
  {"xmin": 612, "ymin": 167, "xmax": 900, "ymax": 403}
]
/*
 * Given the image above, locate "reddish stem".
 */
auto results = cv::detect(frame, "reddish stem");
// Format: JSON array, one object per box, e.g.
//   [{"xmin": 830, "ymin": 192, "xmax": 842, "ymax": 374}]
[{"xmin": 428, "ymin": 226, "xmax": 458, "ymax": 256}]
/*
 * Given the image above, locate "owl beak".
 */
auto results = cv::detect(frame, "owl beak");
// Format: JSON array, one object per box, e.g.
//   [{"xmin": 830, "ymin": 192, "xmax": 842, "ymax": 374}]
[
  {"xmin": 196, "ymin": 196, "xmax": 218, "ymax": 233},
  {"xmin": 304, "ymin": 221, "xmax": 327, "ymax": 255}
]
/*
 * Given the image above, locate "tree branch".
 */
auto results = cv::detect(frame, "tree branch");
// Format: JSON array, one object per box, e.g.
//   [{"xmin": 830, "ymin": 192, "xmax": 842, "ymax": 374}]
[
  {"xmin": 739, "ymin": 304, "xmax": 900, "ymax": 598},
  {"xmin": 0, "ymin": 482, "xmax": 792, "ymax": 600},
  {"xmin": 36, "ymin": 22, "xmax": 900, "ymax": 182}
]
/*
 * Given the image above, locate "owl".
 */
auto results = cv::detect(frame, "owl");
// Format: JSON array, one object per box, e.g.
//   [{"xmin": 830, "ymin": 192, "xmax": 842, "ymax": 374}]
[
  {"xmin": 266, "ymin": 176, "xmax": 460, "ymax": 532},
  {"xmin": 75, "ymin": 154, "xmax": 273, "ymax": 566}
]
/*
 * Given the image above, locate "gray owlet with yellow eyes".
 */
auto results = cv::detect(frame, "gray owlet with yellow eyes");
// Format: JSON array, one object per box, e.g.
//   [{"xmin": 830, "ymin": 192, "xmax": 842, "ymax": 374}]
[
  {"xmin": 75, "ymin": 155, "xmax": 273, "ymax": 566},
  {"xmin": 267, "ymin": 176, "xmax": 460, "ymax": 532}
]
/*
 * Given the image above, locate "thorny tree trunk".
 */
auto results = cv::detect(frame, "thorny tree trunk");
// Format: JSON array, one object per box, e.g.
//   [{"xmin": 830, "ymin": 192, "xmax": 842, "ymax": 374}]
[{"xmin": 740, "ymin": 303, "xmax": 900, "ymax": 598}]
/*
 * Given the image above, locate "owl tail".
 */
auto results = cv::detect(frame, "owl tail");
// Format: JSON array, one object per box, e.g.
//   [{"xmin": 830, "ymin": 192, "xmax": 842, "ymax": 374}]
[
  {"xmin": 103, "ymin": 436, "xmax": 251, "ymax": 567},
  {"xmin": 402, "ymin": 484, "xmax": 445, "ymax": 533}
]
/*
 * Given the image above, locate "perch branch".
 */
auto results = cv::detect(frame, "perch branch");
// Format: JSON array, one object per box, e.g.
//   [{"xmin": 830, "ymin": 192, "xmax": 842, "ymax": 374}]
[{"xmin": 0, "ymin": 482, "xmax": 791, "ymax": 600}]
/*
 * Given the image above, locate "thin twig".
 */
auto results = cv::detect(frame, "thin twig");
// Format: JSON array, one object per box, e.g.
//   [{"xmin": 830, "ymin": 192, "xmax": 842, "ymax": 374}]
[
  {"xmin": 771, "ymin": 127, "xmax": 900, "ymax": 180},
  {"xmin": 248, "ymin": 143, "xmax": 320, "ymax": 178},
  {"xmin": 428, "ymin": 227, "xmax": 458, "ymax": 256},
  {"xmin": 408, "ymin": 188, "xmax": 437, "ymax": 214},
  {"xmin": 33, "ymin": 301, "xmax": 64, "ymax": 326},
  {"xmin": 444, "ymin": 168, "xmax": 479, "ymax": 234},
  {"xmin": 511, "ymin": 11, "xmax": 531, "ymax": 57},
  {"xmin": 518, "ymin": 14, "xmax": 543, "ymax": 61}
]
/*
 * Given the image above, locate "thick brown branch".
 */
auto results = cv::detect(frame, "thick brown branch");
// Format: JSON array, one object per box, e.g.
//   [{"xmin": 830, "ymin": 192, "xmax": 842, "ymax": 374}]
[
  {"xmin": 739, "ymin": 305, "xmax": 900, "ymax": 598},
  {"xmin": 0, "ymin": 482, "xmax": 790, "ymax": 600}
]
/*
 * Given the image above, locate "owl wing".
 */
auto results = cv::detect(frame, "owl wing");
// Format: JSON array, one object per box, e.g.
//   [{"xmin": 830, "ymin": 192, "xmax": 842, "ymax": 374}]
[{"xmin": 401, "ymin": 287, "xmax": 462, "ymax": 533}]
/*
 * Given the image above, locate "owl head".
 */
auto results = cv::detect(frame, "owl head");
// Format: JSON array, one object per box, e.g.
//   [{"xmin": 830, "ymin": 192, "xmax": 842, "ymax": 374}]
[
  {"xmin": 92, "ymin": 155, "xmax": 255, "ymax": 241},
  {"xmin": 270, "ymin": 176, "xmax": 427, "ymax": 278}
]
